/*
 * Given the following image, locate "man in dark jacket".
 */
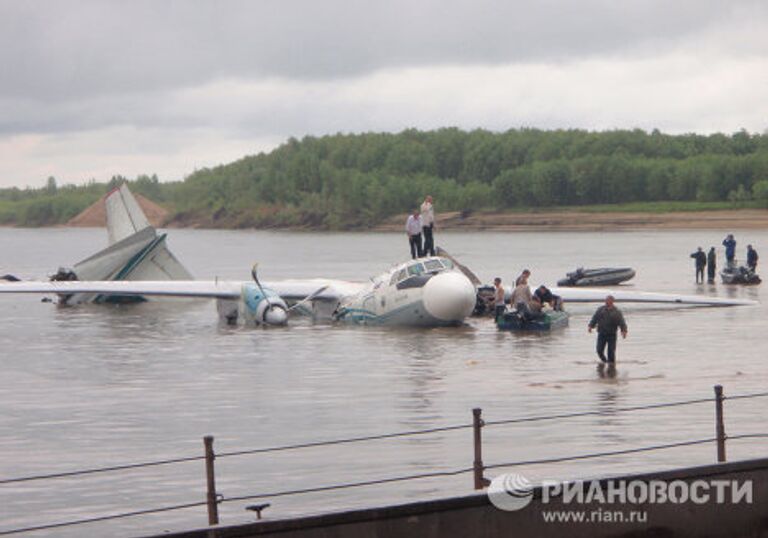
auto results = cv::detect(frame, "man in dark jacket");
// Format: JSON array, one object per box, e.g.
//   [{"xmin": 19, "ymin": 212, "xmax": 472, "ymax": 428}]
[
  {"xmin": 747, "ymin": 245, "xmax": 759, "ymax": 272},
  {"xmin": 707, "ymin": 247, "xmax": 717, "ymax": 284},
  {"xmin": 588, "ymin": 295, "xmax": 628, "ymax": 363},
  {"xmin": 723, "ymin": 234, "xmax": 736, "ymax": 266},
  {"xmin": 535, "ymin": 285, "xmax": 563, "ymax": 311},
  {"xmin": 690, "ymin": 247, "xmax": 706, "ymax": 284}
]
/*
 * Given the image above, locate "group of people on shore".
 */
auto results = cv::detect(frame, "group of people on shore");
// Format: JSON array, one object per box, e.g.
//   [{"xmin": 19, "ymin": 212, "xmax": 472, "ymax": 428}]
[
  {"xmin": 405, "ymin": 195, "xmax": 437, "ymax": 259},
  {"xmin": 690, "ymin": 234, "xmax": 759, "ymax": 284}
]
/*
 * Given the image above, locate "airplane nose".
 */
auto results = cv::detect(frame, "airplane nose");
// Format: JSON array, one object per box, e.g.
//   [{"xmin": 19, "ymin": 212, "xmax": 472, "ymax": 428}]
[
  {"xmin": 264, "ymin": 306, "xmax": 288, "ymax": 326},
  {"xmin": 423, "ymin": 272, "xmax": 476, "ymax": 322}
]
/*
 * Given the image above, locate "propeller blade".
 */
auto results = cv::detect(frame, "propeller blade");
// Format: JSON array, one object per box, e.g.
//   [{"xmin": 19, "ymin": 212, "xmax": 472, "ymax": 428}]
[
  {"xmin": 288, "ymin": 285, "xmax": 330, "ymax": 312},
  {"xmin": 436, "ymin": 247, "xmax": 482, "ymax": 286},
  {"xmin": 251, "ymin": 263, "xmax": 272, "ymax": 306}
]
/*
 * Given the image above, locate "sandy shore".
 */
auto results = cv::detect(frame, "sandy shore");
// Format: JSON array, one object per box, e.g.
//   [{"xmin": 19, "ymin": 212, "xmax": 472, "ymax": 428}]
[
  {"xmin": 375, "ymin": 209, "xmax": 768, "ymax": 232},
  {"xmin": 10, "ymin": 207, "xmax": 765, "ymax": 232}
]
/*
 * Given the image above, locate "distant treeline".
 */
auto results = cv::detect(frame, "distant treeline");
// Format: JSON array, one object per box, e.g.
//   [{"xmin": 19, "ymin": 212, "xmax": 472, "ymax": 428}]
[{"xmin": 3, "ymin": 128, "xmax": 768, "ymax": 228}]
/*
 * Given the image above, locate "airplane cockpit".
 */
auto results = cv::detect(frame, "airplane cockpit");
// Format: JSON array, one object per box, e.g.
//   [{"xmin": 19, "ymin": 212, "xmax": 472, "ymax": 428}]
[{"xmin": 389, "ymin": 257, "xmax": 455, "ymax": 290}]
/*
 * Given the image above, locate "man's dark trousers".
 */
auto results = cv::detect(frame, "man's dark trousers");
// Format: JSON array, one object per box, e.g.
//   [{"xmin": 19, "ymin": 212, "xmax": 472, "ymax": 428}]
[
  {"xmin": 409, "ymin": 234, "xmax": 423, "ymax": 259},
  {"xmin": 423, "ymin": 224, "xmax": 435, "ymax": 256},
  {"xmin": 597, "ymin": 332, "xmax": 617, "ymax": 363}
]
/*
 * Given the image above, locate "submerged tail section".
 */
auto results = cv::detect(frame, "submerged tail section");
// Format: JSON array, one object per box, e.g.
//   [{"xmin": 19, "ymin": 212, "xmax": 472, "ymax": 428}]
[
  {"xmin": 59, "ymin": 184, "xmax": 193, "ymax": 303},
  {"xmin": 105, "ymin": 184, "xmax": 151, "ymax": 245}
]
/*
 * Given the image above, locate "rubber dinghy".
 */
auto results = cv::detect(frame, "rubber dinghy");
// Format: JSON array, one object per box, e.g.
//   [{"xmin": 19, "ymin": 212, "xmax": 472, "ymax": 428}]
[
  {"xmin": 721, "ymin": 265, "xmax": 761, "ymax": 285},
  {"xmin": 497, "ymin": 310, "xmax": 569, "ymax": 332},
  {"xmin": 557, "ymin": 267, "xmax": 635, "ymax": 287}
]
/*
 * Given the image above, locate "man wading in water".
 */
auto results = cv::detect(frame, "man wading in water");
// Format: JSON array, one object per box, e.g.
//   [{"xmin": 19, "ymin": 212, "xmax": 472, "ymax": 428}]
[{"xmin": 588, "ymin": 295, "xmax": 628, "ymax": 363}]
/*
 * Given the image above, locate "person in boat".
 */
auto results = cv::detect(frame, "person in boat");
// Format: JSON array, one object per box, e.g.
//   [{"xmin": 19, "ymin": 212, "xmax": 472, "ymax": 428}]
[
  {"xmin": 527, "ymin": 295, "xmax": 545, "ymax": 320},
  {"xmin": 587, "ymin": 295, "xmax": 628, "ymax": 364},
  {"xmin": 706, "ymin": 247, "xmax": 717, "ymax": 284},
  {"xmin": 515, "ymin": 269, "xmax": 531, "ymax": 286},
  {"xmin": 690, "ymin": 247, "xmax": 706, "ymax": 284},
  {"xmin": 534, "ymin": 285, "xmax": 563, "ymax": 311},
  {"xmin": 420, "ymin": 195, "xmax": 436, "ymax": 257},
  {"xmin": 723, "ymin": 234, "xmax": 736, "ymax": 266},
  {"xmin": 510, "ymin": 273, "xmax": 533, "ymax": 317},
  {"xmin": 746, "ymin": 245, "xmax": 758, "ymax": 272},
  {"xmin": 492, "ymin": 277, "xmax": 506, "ymax": 321},
  {"xmin": 405, "ymin": 209, "xmax": 423, "ymax": 259}
]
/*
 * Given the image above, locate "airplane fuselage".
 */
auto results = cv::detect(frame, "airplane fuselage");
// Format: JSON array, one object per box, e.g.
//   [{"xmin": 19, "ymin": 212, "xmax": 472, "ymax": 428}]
[{"xmin": 334, "ymin": 257, "xmax": 476, "ymax": 327}]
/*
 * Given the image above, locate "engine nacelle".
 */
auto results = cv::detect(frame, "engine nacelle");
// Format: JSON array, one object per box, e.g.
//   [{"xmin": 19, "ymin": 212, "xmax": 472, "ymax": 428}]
[{"xmin": 240, "ymin": 283, "xmax": 288, "ymax": 326}]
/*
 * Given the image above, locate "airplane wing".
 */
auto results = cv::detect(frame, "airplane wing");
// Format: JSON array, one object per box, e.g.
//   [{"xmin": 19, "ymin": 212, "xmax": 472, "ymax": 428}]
[
  {"xmin": 0, "ymin": 279, "xmax": 360, "ymax": 302},
  {"xmin": 0, "ymin": 280, "xmax": 243, "ymax": 299},
  {"xmin": 264, "ymin": 279, "xmax": 364, "ymax": 303},
  {"xmin": 550, "ymin": 287, "xmax": 757, "ymax": 307}
]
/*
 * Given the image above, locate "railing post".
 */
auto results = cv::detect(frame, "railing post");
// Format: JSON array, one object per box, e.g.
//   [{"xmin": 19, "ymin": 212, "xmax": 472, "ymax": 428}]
[
  {"xmin": 473, "ymin": 408, "xmax": 489, "ymax": 489},
  {"xmin": 204, "ymin": 435, "xmax": 220, "ymax": 525},
  {"xmin": 714, "ymin": 385, "xmax": 726, "ymax": 463}
]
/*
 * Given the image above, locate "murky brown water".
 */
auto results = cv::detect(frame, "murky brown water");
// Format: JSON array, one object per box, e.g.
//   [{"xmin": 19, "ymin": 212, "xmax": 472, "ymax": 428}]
[{"xmin": 0, "ymin": 227, "xmax": 766, "ymax": 536}]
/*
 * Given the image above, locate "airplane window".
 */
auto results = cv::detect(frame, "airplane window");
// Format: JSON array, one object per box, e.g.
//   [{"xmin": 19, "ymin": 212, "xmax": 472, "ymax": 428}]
[
  {"xmin": 407, "ymin": 263, "xmax": 425, "ymax": 276},
  {"xmin": 423, "ymin": 260, "xmax": 443, "ymax": 272},
  {"xmin": 441, "ymin": 259, "xmax": 454, "ymax": 269}
]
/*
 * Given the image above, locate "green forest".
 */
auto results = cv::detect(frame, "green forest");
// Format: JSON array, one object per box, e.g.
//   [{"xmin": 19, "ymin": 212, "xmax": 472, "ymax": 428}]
[{"xmin": 2, "ymin": 128, "xmax": 768, "ymax": 228}]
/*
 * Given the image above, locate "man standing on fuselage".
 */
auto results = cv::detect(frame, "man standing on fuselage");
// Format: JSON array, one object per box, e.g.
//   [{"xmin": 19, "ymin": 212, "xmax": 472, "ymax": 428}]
[
  {"xmin": 406, "ymin": 209, "xmax": 423, "ymax": 259},
  {"xmin": 420, "ymin": 195, "xmax": 436, "ymax": 257}
]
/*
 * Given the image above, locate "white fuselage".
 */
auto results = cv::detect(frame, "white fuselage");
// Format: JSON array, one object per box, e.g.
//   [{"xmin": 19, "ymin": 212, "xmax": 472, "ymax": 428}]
[{"xmin": 334, "ymin": 257, "xmax": 476, "ymax": 326}]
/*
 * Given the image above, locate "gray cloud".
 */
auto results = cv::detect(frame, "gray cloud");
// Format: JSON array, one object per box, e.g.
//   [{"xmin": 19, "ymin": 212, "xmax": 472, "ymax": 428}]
[
  {"xmin": 0, "ymin": 0, "xmax": 766, "ymax": 187},
  {"xmin": 1, "ymin": 0, "xmax": 759, "ymax": 101}
]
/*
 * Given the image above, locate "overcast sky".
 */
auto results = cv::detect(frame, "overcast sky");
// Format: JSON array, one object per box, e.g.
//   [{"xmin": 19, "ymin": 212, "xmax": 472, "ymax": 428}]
[{"xmin": 1, "ymin": 0, "xmax": 767, "ymax": 188}]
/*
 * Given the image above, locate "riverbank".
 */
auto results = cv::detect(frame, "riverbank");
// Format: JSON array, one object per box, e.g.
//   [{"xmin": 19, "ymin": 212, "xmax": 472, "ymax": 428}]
[
  {"xmin": 375, "ymin": 209, "xmax": 768, "ymax": 232},
  {"xmin": 6, "ymin": 204, "xmax": 767, "ymax": 232}
]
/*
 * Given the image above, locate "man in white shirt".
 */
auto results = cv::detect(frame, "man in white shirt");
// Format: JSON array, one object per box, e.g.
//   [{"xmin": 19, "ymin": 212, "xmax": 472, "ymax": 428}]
[
  {"xmin": 420, "ymin": 195, "xmax": 435, "ymax": 256},
  {"xmin": 406, "ymin": 209, "xmax": 423, "ymax": 259}
]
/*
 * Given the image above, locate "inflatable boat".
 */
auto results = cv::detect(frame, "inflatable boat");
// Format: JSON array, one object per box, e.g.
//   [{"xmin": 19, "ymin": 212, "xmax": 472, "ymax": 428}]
[
  {"xmin": 496, "ymin": 310, "xmax": 570, "ymax": 332},
  {"xmin": 557, "ymin": 267, "xmax": 635, "ymax": 287},
  {"xmin": 721, "ymin": 265, "xmax": 761, "ymax": 285}
]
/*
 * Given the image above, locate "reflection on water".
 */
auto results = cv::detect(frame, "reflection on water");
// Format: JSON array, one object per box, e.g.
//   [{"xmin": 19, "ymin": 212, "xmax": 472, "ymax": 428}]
[{"xmin": 0, "ymin": 227, "xmax": 767, "ymax": 536}]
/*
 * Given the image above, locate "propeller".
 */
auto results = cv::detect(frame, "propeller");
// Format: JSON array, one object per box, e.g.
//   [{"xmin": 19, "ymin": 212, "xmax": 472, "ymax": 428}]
[
  {"xmin": 250, "ymin": 265, "xmax": 329, "ymax": 325},
  {"xmin": 435, "ymin": 247, "xmax": 482, "ymax": 286},
  {"xmin": 251, "ymin": 263, "xmax": 287, "ymax": 325}
]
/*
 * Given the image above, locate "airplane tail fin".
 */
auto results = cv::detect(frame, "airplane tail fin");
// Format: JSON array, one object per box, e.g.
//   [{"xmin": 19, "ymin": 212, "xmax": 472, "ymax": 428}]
[{"xmin": 106, "ymin": 184, "xmax": 151, "ymax": 245}]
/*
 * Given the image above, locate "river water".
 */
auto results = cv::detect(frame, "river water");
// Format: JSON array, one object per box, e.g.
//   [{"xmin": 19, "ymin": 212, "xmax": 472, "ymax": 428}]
[{"xmin": 0, "ymin": 227, "xmax": 766, "ymax": 536}]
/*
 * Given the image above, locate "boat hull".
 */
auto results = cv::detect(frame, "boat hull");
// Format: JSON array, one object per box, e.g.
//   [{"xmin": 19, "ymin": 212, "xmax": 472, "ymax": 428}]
[
  {"xmin": 557, "ymin": 268, "xmax": 635, "ymax": 287},
  {"xmin": 720, "ymin": 266, "xmax": 761, "ymax": 285},
  {"xmin": 496, "ymin": 310, "xmax": 570, "ymax": 332}
]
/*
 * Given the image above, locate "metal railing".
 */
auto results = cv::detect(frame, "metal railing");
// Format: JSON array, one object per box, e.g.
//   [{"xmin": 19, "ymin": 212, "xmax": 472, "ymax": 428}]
[{"xmin": 1, "ymin": 384, "xmax": 767, "ymax": 536}]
